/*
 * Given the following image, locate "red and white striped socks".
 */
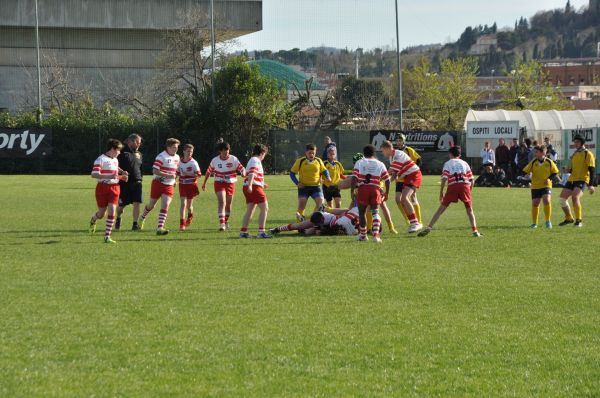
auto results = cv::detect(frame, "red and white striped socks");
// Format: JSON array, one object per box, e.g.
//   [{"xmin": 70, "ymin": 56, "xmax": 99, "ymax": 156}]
[
  {"xmin": 158, "ymin": 209, "xmax": 168, "ymax": 229},
  {"xmin": 218, "ymin": 212, "xmax": 226, "ymax": 226},
  {"xmin": 141, "ymin": 206, "xmax": 151, "ymax": 220},
  {"xmin": 105, "ymin": 216, "xmax": 115, "ymax": 238},
  {"xmin": 372, "ymin": 210, "xmax": 381, "ymax": 236}
]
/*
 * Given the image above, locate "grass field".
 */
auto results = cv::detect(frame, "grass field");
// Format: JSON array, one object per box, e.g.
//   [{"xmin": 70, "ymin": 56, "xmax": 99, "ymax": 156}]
[{"xmin": 1, "ymin": 175, "xmax": 600, "ymax": 397}]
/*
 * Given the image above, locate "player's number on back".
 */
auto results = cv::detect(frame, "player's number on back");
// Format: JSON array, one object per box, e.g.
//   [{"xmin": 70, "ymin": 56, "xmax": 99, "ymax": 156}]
[
  {"xmin": 454, "ymin": 172, "xmax": 464, "ymax": 182},
  {"xmin": 364, "ymin": 174, "xmax": 372, "ymax": 184}
]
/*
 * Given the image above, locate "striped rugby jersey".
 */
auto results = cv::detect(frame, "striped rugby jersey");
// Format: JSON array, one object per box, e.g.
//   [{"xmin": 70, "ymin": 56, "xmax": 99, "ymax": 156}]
[{"xmin": 152, "ymin": 151, "xmax": 180, "ymax": 186}]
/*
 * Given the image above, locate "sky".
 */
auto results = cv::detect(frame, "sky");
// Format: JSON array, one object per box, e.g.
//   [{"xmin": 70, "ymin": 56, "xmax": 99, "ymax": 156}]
[{"xmin": 235, "ymin": 0, "xmax": 589, "ymax": 52}]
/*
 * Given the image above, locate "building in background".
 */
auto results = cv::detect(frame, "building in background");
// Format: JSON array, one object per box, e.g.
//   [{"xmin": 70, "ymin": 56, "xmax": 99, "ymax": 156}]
[{"xmin": 0, "ymin": 0, "xmax": 262, "ymax": 112}]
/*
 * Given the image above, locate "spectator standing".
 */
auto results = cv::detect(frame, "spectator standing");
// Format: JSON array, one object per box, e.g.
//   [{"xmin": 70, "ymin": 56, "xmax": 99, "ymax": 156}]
[
  {"xmin": 525, "ymin": 138, "xmax": 535, "ymax": 162},
  {"xmin": 544, "ymin": 136, "xmax": 558, "ymax": 161},
  {"xmin": 495, "ymin": 138, "xmax": 510, "ymax": 175},
  {"xmin": 322, "ymin": 136, "xmax": 336, "ymax": 160},
  {"xmin": 480, "ymin": 141, "xmax": 495, "ymax": 166},
  {"xmin": 508, "ymin": 138, "xmax": 519, "ymax": 182}
]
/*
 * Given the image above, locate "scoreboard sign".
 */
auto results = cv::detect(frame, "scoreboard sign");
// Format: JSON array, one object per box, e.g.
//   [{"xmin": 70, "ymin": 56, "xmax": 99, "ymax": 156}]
[{"xmin": 0, "ymin": 128, "xmax": 52, "ymax": 158}]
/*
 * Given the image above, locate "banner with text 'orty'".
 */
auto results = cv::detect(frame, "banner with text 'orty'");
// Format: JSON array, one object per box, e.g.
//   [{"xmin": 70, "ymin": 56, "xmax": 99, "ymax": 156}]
[{"xmin": 0, "ymin": 128, "xmax": 52, "ymax": 158}]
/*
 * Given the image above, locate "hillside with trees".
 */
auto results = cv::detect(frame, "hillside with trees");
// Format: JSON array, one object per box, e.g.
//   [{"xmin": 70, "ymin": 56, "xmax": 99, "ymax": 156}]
[{"xmin": 250, "ymin": 1, "xmax": 600, "ymax": 77}]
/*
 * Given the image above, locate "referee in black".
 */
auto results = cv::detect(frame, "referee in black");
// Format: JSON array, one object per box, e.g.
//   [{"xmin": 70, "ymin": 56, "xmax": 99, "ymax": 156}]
[{"xmin": 116, "ymin": 134, "xmax": 144, "ymax": 230}]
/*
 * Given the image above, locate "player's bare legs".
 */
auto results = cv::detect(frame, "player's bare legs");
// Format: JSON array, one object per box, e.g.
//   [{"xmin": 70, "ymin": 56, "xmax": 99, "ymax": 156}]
[
  {"xmin": 424, "ymin": 204, "xmax": 447, "ymax": 231},
  {"xmin": 257, "ymin": 202, "xmax": 269, "ymax": 235},
  {"xmin": 333, "ymin": 196, "xmax": 342, "ymax": 209},
  {"xmin": 380, "ymin": 200, "xmax": 397, "ymax": 234},
  {"xmin": 224, "ymin": 194, "xmax": 234, "ymax": 228},
  {"xmin": 215, "ymin": 190, "xmax": 227, "ymax": 229},
  {"xmin": 410, "ymin": 191, "xmax": 422, "ymax": 224},
  {"xmin": 313, "ymin": 197, "xmax": 324, "ymax": 213},
  {"xmin": 570, "ymin": 187, "xmax": 584, "ymax": 226},
  {"xmin": 240, "ymin": 203, "xmax": 257, "ymax": 237},
  {"xmin": 531, "ymin": 197, "xmax": 542, "ymax": 227},
  {"xmin": 395, "ymin": 191, "xmax": 409, "ymax": 225},
  {"xmin": 297, "ymin": 196, "xmax": 308, "ymax": 221},
  {"xmin": 559, "ymin": 188, "xmax": 574, "ymax": 224},
  {"xmin": 466, "ymin": 206, "xmax": 478, "ymax": 233},
  {"xmin": 179, "ymin": 197, "xmax": 189, "ymax": 231},
  {"xmin": 541, "ymin": 194, "xmax": 552, "ymax": 228},
  {"xmin": 401, "ymin": 186, "xmax": 422, "ymax": 232}
]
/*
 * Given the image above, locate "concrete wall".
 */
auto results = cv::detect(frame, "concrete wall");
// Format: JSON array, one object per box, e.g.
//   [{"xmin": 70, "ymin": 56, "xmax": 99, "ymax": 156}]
[{"xmin": 0, "ymin": 0, "xmax": 262, "ymax": 111}]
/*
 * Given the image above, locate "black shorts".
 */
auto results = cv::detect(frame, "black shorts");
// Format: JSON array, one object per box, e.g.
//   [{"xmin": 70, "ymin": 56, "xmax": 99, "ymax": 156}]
[
  {"xmin": 322, "ymin": 185, "xmax": 341, "ymax": 201},
  {"xmin": 531, "ymin": 188, "xmax": 551, "ymax": 199},
  {"xmin": 298, "ymin": 185, "xmax": 324, "ymax": 199},
  {"xmin": 395, "ymin": 182, "xmax": 404, "ymax": 192},
  {"xmin": 563, "ymin": 181, "xmax": 587, "ymax": 191},
  {"xmin": 119, "ymin": 181, "xmax": 143, "ymax": 206}
]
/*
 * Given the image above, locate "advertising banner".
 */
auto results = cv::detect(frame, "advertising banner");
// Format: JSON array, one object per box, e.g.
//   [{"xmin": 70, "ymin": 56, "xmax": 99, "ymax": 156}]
[{"xmin": 0, "ymin": 128, "xmax": 52, "ymax": 158}]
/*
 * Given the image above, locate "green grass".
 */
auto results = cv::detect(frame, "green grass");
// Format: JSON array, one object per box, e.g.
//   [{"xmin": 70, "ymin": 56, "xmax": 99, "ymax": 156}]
[{"xmin": 1, "ymin": 175, "xmax": 599, "ymax": 397}]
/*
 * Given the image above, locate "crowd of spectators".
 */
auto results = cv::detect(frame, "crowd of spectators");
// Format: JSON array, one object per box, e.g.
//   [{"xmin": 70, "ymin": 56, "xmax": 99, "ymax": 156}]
[{"xmin": 476, "ymin": 137, "xmax": 562, "ymax": 188}]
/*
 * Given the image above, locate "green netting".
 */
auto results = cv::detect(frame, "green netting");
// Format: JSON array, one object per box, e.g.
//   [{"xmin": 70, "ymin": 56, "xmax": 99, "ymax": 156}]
[{"xmin": 248, "ymin": 59, "xmax": 323, "ymax": 90}]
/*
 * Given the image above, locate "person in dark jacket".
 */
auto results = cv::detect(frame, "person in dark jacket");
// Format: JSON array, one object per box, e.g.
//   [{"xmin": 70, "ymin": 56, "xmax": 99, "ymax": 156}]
[
  {"xmin": 495, "ymin": 138, "xmax": 510, "ymax": 175},
  {"xmin": 116, "ymin": 134, "xmax": 143, "ymax": 230},
  {"xmin": 508, "ymin": 138, "xmax": 519, "ymax": 183},
  {"xmin": 322, "ymin": 136, "xmax": 336, "ymax": 160}
]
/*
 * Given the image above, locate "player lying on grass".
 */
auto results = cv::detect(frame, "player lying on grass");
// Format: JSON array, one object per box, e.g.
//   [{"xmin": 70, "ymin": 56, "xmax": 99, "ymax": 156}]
[
  {"xmin": 558, "ymin": 135, "xmax": 596, "ymax": 228},
  {"xmin": 202, "ymin": 142, "xmax": 246, "ymax": 231},
  {"xmin": 89, "ymin": 139, "xmax": 129, "ymax": 244},
  {"xmin": 139, "ymin": 138, "xmax": 180, "ymax": 236},
  {"xmin": 290, "ymin": 143, "xmax": 331, "ymax": 222},
  {"xmin": 270, "ymin": 206, "xmax": 359, "ymax": 236},
  {"xmin": 177, "ymin": 144, "xmax": 202, "ymax": 231},
  {"xmin": 522, "ymin": 145, "xmax": 559, "ymax": 229},
  {"xmin": 418, "ymin": 146, "xmax": 481, "ymax": 238}
]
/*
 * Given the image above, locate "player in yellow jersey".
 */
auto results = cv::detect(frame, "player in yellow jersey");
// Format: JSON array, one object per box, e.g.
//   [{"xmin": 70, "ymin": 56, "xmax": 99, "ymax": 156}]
[
  {"xmin": 559, "ymin": 135, "xmax": 596, "ymax": 227},
  {"xmin": 395, "ymin": 133, "xmax": 423, "ymax": 224},
  {"xmin": 522, "ymin": 145, "xmax": 559, "ymax": 229},
  {"xmin": 322, "ymin": 146, "xmax": 346, "ymax": 208},
  {"xmin": 290, "ymin": 143, "xmax": 331, "ymax": 221}
]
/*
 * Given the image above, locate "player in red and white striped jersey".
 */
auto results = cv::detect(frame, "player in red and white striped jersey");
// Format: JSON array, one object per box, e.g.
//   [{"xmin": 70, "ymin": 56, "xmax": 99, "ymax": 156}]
[
  {"xmin": 89, "ymin": 139, "xmax": 129, "ymax": 243},
  {"xmin": 352, "ymin": 145, "xmax": 390, "ymax": 242},
  {"xmin": 139, "ymin": 138, "xmax": 180, "ymax": 235},
  {"xmin": 201, "ymin": 142, "xmax": 246, "ymax": 231},
  {"xmin": 270, "ymin": 206, "xmax": 358, "ymax": 236},
  {"xmin": 380, "ymin": 140, "xmax": 423, "ymax": 233},
  {"xmin": 240, "ymin": 144, "xmax": 271, "ymax": 238},
  {"xmin": 177, "ymin": 144, "xmax": 202, "ymax": 231},
  {"xmin": 418, "ymin": 146, "xmax": 481, "ymax": 237}
]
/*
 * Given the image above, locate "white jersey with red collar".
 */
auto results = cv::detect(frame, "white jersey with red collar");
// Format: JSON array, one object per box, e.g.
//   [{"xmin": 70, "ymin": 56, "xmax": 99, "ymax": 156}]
[
  {"xmin": 352, "ymin": 158, "xmax": 390, "ymax": 187},
  {"xmin": 388, "ymin": 149, "xmax": 420, "ymax": 179},
  {"xmin": 442, "ymin": 158, "xmax": 473, "ymax": 186},
  {"xmin": 177, "ymin": 158, "xmax": 202, "ymax": 185},
  {"xmin": 244, "ymin": 156, "xmax": 264, "ymax": 187},
  {"xmin": 153, "ymin": 150, "xmax": 180, "ymax": 186},
  {"xmin": 92, "ymin": 154, "xmax": 119, "ymax": 184},
  {"xmin": 330, "ymin": 206, "xmax": 359, "ymax": 235},
  {"xmin": 206, "ymin": 155, "xmax": 245, "ymax": 183}
]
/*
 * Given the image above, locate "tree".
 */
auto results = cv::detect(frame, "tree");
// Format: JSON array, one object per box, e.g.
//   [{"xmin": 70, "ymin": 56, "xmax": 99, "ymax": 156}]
[
  {"xmin": 404, "ymin": 57, "xmax": 479, "ymax": 131},
  {"xmin": 166, "ymin": 58, "xmax": 291, "ymax": 162},
  {"xmin": 498, "ymin": 61, "xmax": 572, "ymax": 111}
]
